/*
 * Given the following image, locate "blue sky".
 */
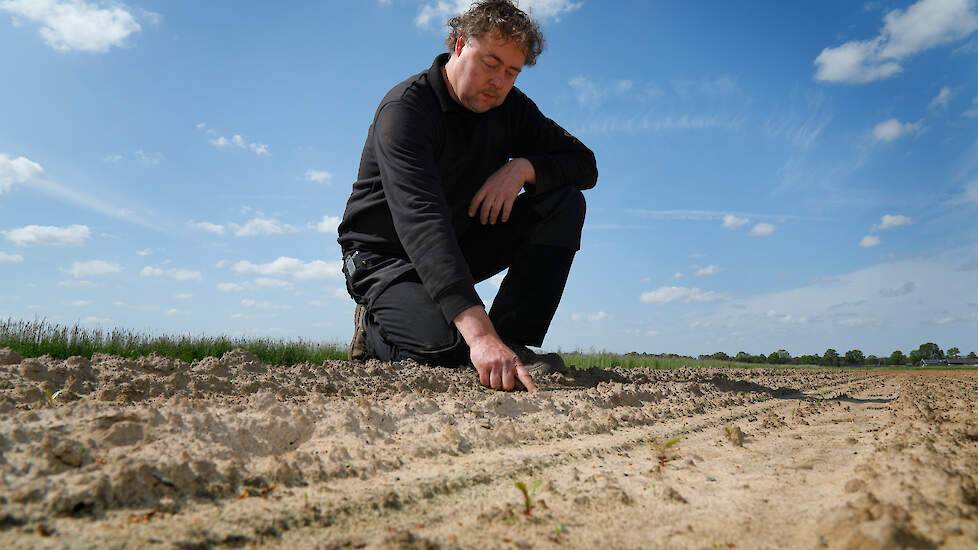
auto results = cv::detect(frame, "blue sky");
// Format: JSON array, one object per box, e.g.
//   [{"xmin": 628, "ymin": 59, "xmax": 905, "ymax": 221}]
[{"xmin": 2, "ymin": 0, "xmax": 977, "ymax": 357}]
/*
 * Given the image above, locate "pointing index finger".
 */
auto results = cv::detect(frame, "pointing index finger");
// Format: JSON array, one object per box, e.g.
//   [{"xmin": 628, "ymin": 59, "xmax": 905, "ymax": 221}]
[{"xmin": 514, "ymin": 361, "xmax": 537, "ymax": 393}]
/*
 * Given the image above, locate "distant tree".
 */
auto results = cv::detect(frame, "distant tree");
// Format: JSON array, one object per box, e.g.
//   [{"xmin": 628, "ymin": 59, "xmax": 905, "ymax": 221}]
[
  {"xmin": 756, "ymin": 353, "xmax": 767, "ymax": 363},
  {"xmin": 909, "ymin": 342, "xmax": 944, "ymax": 365},
  {"xmin": 947, "ymin": 347, "xmax": 961, "ymax": 359},
  {"xmin": 888, "ymin": 350, "xmax": 906, "ymax": 365},
  {"xmin": 969, "ymin": 351, "xmax": 977, "ymax": 360},
  {"xmin": 767, "ymin": 349, "xmax": 790, "ymax": 364},
  {"xmin": 822, "ymin": 348, "xmax": 840, "ymax": 367},
  {"xmin": 865, "ymin": 354, "xmax": 879, "ymax": 366},
  {"xmin": 798, "ymin": 354, "xmax": 820, "ymax": 366},
  {"xmin": 734, "ymin": 351, "xmax": 751, "ymax": 363},
  {"xmin": 844, "ymin": 349, "xmax": 865, "ymax": 365},
  {"xmin": 712, "ymin": 352, "xmax": 730, "ymax": 361}
]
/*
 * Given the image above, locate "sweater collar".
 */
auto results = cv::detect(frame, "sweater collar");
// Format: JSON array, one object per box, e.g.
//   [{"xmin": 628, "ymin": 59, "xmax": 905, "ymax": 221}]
[{"xmin": 429, "ymin": 53, "xmax": 465, "ymax": 114}]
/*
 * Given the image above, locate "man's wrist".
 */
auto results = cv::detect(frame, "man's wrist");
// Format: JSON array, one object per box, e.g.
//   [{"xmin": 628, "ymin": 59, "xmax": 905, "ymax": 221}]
[{"xmin": 453, "ymin": 305, "xmax": 501, "ymax": 350}]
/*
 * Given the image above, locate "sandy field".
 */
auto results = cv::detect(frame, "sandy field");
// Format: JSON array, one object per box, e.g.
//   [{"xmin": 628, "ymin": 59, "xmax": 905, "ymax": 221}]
[{"xmin": 1, "ymin": 347, "xmax": 976, "ymax": 549}]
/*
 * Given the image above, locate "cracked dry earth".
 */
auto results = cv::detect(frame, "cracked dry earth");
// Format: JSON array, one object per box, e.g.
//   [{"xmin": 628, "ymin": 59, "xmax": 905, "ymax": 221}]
[{"xmin": 1, "ymin": 347, "xmax": 977, "ymax": 549}]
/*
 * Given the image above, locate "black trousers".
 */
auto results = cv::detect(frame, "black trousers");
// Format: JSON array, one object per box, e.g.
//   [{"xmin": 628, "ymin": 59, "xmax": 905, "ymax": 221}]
[{"xmin": 347, "ymin": 186, "xmax": 585, "ymax": 366}]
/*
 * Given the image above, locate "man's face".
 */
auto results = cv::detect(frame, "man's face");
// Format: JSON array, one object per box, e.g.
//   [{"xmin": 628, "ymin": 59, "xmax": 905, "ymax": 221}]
[{"xmin": 448, "ymin": 32, "xmax": 525, "ymax": 113}]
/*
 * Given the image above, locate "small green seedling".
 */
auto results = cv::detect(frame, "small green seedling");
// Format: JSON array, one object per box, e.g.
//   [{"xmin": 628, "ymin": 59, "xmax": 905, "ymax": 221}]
[
  {"xmin": 515, "ymin": 480, "xmax": 543, "ymax": 516},
  {"xmin": 43, "ymin": 388, "xmax": 64, "ymax": 406},
  {"xmin": 658, "ymin": 437, "xmax": 681, "ymax": 469}
]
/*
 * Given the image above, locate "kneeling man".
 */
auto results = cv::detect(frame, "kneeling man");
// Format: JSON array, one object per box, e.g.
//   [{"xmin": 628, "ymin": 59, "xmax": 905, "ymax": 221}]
[{"xmin": 337, "ymin": 0, "xmax": 597, "ymax": 392}]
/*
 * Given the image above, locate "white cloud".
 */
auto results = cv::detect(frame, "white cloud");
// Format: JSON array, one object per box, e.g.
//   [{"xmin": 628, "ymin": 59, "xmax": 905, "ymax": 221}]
[
  {"xmin": 415, "ymin": 0, "xmax": 582, "ymax": 28},
  {"xmin": 230, "ymin": 218, "xmax": 297, "ymax": 237},
  {"xmin": 695, "ymin": 265, "xmax": 722, "ymax": 276},
  {"xmin": 140, "ymin": 266, "xmax": 203, "ymax": 281},
  {"xmin": 640, "ymin": 286, "xmax": 732, "ymax": 304},
  {"xmin": 0, "ymin": 251, "xmax": 24, "ymax": 262},
  {"xmin": 0, "ymin": 153, "xmax": 44, "ymax": 194},
  {"xmin": 965, "ymin": 96, "xmax": 978, "ymax": 117},
  {"xmin": 935, "ymin": 316, "xmax": 955, "ymax": 325},
  {"xmin": 672, "ymin": 272, "xmax": 684, "ymax": 279},
  {"xmin": 928, "ymin": 86, "xmax": 953, "ymax": 110},
  {"xmin": 165, "ymin": 308, "xmax": 190, "ymax": 317},
  {"xmin": 3, "ymin": 224, "xmax": 90, "ymax": 246},
  {"xmin": 217, "ymin": 282, "xmax": 246, "ymax": 292},
  {"xmin": 646, "ymin": 330, "xmax": 659, "ymax": 336},
  {"xmin": 135, "ymin": 150, "xmax": 164, "ymax": 165},
  {"xmin": 838, "ymin": 317, "xmax": 880, "ymax": 327},
  {"xmin": 241, "ymin": 299, "xmax": 289, "ymax": 311},
  {"xmin": 253, "ymin": 277, "xmax": 291, "ymax": 288},
  {"xmin": 571, "ymin": 311, "xmax": 609, "ymax": 321},
  {"xmin": 102, "ymin": 153, "xmax": 123, "ymax": 163},
  {"xmin": 722, "ymin": 215, "xmax": 750, "ymax": 229},
  {"xmin": 0, "ymin": 0, "xmax": 144, "ymax": 53},
  {"xmin": 174, "ymin": 293, "xmax": 192, "ymax": 299},
  {"xmin": 208, "ymin": 131, "xmax": 269, "ymax": 155},
  {"xmin": 308, "ymin": 215, "xmax": 341, "ymax": 234},
  {"xmin": 814, "ymin": 0, "xmax": 978, "ymax": 84},
  {"xmin": 859, "ymin": 235, "xmax": 882, "ymax": 247},
  {"xmin": 959, "ymin": 179, "xmax": 978, "ymax": 204},
  {"xmin": 871, "ymin": 214, "xmax": 913, "ymax": 231},
  {"xmin": 232, "ymin": 256, "xmax": 343, "ymax": 280},
  {"xmin": 80, "ymin": 315, "xmax": 112, "ymax": 325},
  {"xmin": 57, "ymin": 279, "xmax": 93, "ymax": 287},
  {"xmin": 751, "ymin": 223, "xmax": 776, "ymax": 236},
  {"xmin": 136, "ymin": 248, "xmax": 151, "ymax": 256},
  {"xmin": 188, "ymin": 220, "xmax": 226, "ymax": 235},
  {"xmin": 872, "ymin": 118, "xmax": 923, "ymax": 141},
  {"xmin": 70, "ymin": 299, "xmax": 92, "ymax": 307},
  {"xmin": 62, "ymin": 259, "xmax": 122, "ymax": 278},
  {"xmin": 304, "ymin": 169, "xmax": 332, "ymax": 183}
]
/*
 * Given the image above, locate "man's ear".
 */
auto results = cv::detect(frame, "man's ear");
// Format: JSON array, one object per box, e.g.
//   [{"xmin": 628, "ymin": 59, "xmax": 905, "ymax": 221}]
[{"xmin": 454, "ymin": 35, "xmax": 466, "ymax": 57}]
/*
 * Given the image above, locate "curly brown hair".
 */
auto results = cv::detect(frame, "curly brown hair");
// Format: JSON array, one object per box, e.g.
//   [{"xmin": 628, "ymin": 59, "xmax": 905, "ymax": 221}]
[{"xmin": 445, "ymin": 0, "xmax": 545, "ymax": 66}]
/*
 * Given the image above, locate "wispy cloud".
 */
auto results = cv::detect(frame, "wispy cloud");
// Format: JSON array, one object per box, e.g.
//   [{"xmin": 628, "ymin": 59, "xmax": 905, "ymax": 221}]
[
  {"xmin": 188, "ymin": 220, "xmax": 226, "ymax": 235},
  {"xmin": 640, "ymin": 286, "xmax": 733, "ymax": 304},
  {"xmin": 0, "ymin": 0, "xmax": 150, "ymax": 53},
  {"xmin": 695, "ymin": 265, "xmax": 722, "ymax": 276},
  {"xmin": 0, "ymin": 153, "xmax": 44, "ymax": 194},
  {"xmin": 232, "ymin": 257, "xmax": 342, "ymax": 280},
  {"xmin": 230, "ymin": 218, "xmax": 297, "ymax": 237},
  {"xmin": 0, "ymin": 251, "xmax": 23, "ymax": 263},
  {"xmin": 814, "ymin": 0, "xmax": 978, "ymax": 84},
  {"xmin": 859, "ymin": 235, "xmax": 881, "ymax": 247},
  {"xmin": 62, "ymin": 260, "xmax": 123, "ymax": 278},
  {"xmin": 871, "ymin": 214, "xmax": 913, "ymax": 231},
  {"xmin": 3, "ymin": 224, "xmax": 90, "ymax": 246},
  {"xmin": 722, "ymin": 215, "xmax": 750, "ymax": 229},
  {"xmin": 751, "ymin": 223, "xmax": 776, "ymax": 236},
  {"xmin": 307, "ymin": 215, "xmax": 341, "ymax": 234},
  {"xmin": 140, "ymin": 266, "xmax": 203, "ymax": 281},
  {"xmin": 872, "ymin": 118, "xmax": 923, "ymax": 141},
  {"xmin": 201, "ymin": 125, "xmax": 269, "ymax": 156},
  {"xmin": 571, "ymin": 311, "xmax": 609, "ymax": 321},
  {"xmin": 304, "ymin": 169, "xmax": 332, "ymax": 184},
  {"xmin": 928, "ymin": 86, "xmax": 953, "ymax": 110},
  {"xmin": 414, "ymin": 0, "xmax": 582, "ymax": 28}
]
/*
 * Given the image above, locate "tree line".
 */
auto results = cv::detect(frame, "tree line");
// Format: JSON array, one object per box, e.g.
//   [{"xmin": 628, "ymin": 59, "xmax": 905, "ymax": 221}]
[{"xmin": 698, "ymin": 342, "xmax": 976, "ymax": 366}]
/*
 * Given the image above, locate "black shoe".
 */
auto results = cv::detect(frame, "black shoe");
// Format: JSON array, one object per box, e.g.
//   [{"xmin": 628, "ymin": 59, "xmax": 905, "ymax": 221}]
[
  {"xmin": 506, "ymin": 342, "xmax": 568, "ymax": 377},
  {"xmin": 349, "ymin": 304, "xmax": 369, "ymax": 362}
]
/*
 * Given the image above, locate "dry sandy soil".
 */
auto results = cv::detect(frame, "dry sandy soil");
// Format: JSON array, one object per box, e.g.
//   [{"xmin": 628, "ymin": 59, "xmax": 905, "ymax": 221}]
[{"xmin": 1, "ymin": 347, "xmax": 976, "ymax": 549}]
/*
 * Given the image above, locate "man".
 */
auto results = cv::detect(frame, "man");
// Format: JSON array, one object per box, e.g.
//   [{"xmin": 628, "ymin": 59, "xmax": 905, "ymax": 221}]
[{"xmin": 337, "ymin": 0, "xmax": 597, "ymax": 392}]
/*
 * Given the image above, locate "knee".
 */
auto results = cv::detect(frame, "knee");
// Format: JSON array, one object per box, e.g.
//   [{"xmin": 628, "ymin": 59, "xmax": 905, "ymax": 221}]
[{"xmin": 555, "ymin": 187, "xmax": 586, "ymax": 229}]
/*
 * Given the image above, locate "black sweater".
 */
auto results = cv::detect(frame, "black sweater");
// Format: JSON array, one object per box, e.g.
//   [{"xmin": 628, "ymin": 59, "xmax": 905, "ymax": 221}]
[{"xmin": 337, "ymin": 53, "xmax": 597, "ymax": 323}]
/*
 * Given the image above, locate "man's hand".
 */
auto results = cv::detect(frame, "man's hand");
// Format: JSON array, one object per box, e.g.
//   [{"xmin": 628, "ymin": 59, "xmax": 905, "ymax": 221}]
[
  {"xmin": 468, "ymin": 158, "xmax": 535, "ymax": 225},
  {"xmin": 454, "ymin": 305, "xmax": 537, "ymax": 392}
]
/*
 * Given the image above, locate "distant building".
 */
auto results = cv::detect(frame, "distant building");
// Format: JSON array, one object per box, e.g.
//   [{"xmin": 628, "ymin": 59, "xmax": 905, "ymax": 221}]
[
  {"xmin": 920, "ymin": 359, "xmax": 947, "ymax": 366},
  {"xmin": 948, "ymin": 357, "xmax": 978, "ymax": 366}
]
